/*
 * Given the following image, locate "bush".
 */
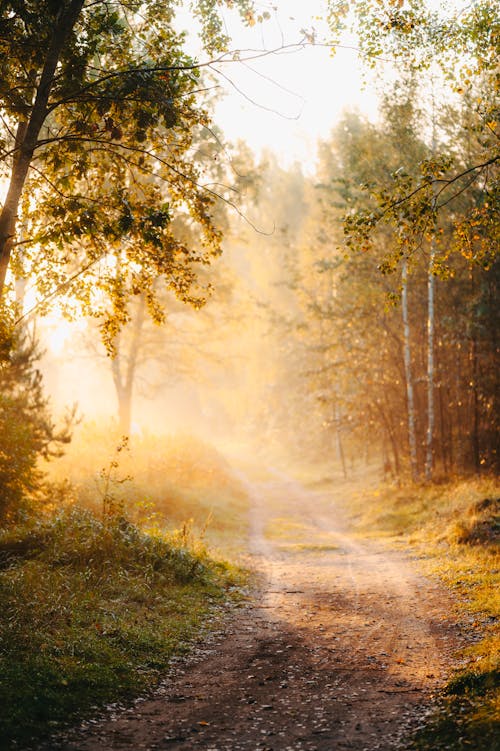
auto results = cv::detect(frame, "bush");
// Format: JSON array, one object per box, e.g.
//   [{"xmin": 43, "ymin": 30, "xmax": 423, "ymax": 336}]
[
  {"xmin": 47, "ymin": 425, "xmax": 249, "ymax": 547},
  {"xmin": 0, "ymin": 320, "xmax": 72, "ymax": 523}
]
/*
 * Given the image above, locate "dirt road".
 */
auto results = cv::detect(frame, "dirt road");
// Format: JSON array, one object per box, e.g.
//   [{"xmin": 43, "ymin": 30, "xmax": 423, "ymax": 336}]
[{"xmin": 50, "ymin": 471, "xmax": 460, "ymax": 751}]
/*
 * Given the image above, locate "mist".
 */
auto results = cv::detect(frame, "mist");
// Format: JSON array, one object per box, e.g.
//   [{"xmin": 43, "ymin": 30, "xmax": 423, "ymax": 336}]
[{"xmin": 1, "ymin": 2, "xmax": 498, "ymax": 747}]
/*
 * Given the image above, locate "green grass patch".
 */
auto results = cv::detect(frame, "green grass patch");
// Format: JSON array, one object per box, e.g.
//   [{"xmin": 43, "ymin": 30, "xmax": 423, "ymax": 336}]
[
  {"xmin": 0, "ymin": 506, "xmax": 245, "ymax": 749},
  {"xmin": 265, "ymin": 516, "xmax": 341, "ymax": 555},
  {"xmin": 410, "ymin": 666, "xmax": 500, "ymax": 751},
  {"xmin": 265, "ymin": 516, "xmax": 314, "ymax": 542}
]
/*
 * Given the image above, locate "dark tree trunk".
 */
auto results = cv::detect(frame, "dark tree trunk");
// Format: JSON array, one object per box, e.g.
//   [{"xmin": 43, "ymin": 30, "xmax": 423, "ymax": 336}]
[
  {"xmin": 0, "ymin": 0, "xmax": 85, "ymax": 295},
  {"xmin": 470, "ymin": 335, "xmax": 481, "ymax": 473}
]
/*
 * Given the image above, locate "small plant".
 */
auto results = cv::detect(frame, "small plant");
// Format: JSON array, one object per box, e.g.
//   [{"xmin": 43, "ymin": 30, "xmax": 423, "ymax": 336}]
[
  {"xmin": 46, "ymin": 426, "xmax": 250, "ymax": 549},
  {"xmin": 96, "ymin": 437, "xmax": 132, "ymax": 523}
]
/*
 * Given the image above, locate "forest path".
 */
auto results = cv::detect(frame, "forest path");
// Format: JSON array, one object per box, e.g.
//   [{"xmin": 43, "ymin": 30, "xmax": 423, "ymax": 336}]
[{"xmin": 51, "ymin": 469, "xmax": 460, "ymax": 751}]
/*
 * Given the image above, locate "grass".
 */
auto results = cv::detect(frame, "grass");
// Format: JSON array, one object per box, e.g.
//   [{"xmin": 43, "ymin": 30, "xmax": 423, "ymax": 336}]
[
  {"xmin": 46, "ymin": 425, "xmax": 250, "ymax": 554},
  {"xmin": 0, "ymin": 506, "xmax": 246, "ymax": 749},
  {"xmin": 265, "ymin": 516, "xmax": 315, "ymax": 542},
  {"xmin": 265, "ymin": 516, "xmax": 340, "ymax": 550},
  {"xmin": 410, "ymin": 664, "xmax": 500, "ymax": 750},
  {"xmin": 338, "ymin": 474, "xmax": 499, "ymax": 751},
  {"xmin": 279, "ymin": 542, "xmax": 340, "ymax": 553}
]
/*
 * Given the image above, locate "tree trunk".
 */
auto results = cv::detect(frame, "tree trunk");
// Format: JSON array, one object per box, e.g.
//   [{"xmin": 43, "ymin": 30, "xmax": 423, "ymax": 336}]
[
  {"xmin": 438, "ymin": 383, "xmax": 449, "ymax": 476},
  {"xmin": 0, "ymin": 123, "xmax": 30, "ymax": 292},
  {"xmin": 447, "ymin": 383, "xmax": 455, "ymax": 473},
  {"xmin": 111, "ymin": 294, "xmax": 147, "ymax": 436},
  {"xmin": 470, "ymin": 334, "xmax": 481, "ymax": 473},
  {"xmin": 0, "ymin": 0, "xmax": 85, "ymax": 295},
  {"xmin": 425, "ymin": 241, "xmax": 436, "ymax": 481},
  {"xmin": 334, "ymin": 402, "xmax": 347, "ymax": 479},
  {"xmin": 401, "ymin": 259, "xmax": 419, "ymax": 481}
]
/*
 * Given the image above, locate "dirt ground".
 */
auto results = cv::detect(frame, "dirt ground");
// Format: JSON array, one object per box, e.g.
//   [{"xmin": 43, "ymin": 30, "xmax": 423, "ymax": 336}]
[{"xmin": 46, "ymin": 470, "xmax": 463, "ymax": 751}]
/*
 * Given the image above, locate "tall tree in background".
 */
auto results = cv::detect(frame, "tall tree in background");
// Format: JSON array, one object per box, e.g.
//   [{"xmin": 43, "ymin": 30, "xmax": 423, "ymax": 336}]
[
  {"xmin": 287, "ymin": 86, "xmax": 498, "ymax": 478},
  {"xmin": 334, "ymin": 0, "xmax": 499, "ymax": 271},
  {"xmin": 401, "ymin": 256, "xmax": 418, "ymax": 480},
  {"xmin": 325, "ymin": 0, "xmax": 499, "ymax": 477}
]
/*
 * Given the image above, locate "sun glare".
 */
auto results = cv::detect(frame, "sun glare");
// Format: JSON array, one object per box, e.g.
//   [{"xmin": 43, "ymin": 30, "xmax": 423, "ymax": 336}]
[{"xmin": 45, "ymin": 315, "xmax": 87, "ymax": 355}]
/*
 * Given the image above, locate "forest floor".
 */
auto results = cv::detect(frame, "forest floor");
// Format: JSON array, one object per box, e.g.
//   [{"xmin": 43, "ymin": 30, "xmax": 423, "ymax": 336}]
[{"xmin": 42, "ymin": 467, "xmax": 467, "ymax": 751}]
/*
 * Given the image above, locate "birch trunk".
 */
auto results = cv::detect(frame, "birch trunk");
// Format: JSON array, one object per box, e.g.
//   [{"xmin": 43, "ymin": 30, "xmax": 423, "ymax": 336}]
[
  {"xmin": 425, "ymin": 240, "xmax": 435, "ymax": 481},
  {"xmin": 401, "ymin": 258, "xmax": 419, "ymax": 481}
]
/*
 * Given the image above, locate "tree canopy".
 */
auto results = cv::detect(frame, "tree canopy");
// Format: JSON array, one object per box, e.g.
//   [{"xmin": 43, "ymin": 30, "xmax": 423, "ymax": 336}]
[
  {"xmin": 328, "ymin": 0, "xmax": 499, "ymax": 272},
  {"xmin": 0, "ymin": 0, "xmax": 256, "ymax": 338}
]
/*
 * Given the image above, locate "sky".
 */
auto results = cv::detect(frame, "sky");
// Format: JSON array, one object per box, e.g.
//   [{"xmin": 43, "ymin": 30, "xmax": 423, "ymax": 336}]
[{"xmin": 180, "ymin": 0, "xmax": 382, "ymax": 171}]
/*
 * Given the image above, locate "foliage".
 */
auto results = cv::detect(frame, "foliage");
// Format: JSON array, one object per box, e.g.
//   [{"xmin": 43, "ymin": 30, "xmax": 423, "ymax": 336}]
[
  {"xmin": 46, "ymin": 424, "xmax": 250, "ymax": 549},
  {"xmin": 328, "ymin": 0, "xmax": 500, "ymax": 272},
  {"xmin": 0, "ymin": 504, "xmax": 244, "ymax": 747},
  {"xmin": 410, "ymin": 666, "xmax": 499, "ymax": 751},
  {"xmin": 0, "ymin": 320, "xmax": 73, "ymax": 522},
  {"xmin": 295, "ymin": 100, "xmax": 498, "ymax": 477},
  {"xmin": 0, "ymin": 0, "xmax": 259, "ymax": 341}
]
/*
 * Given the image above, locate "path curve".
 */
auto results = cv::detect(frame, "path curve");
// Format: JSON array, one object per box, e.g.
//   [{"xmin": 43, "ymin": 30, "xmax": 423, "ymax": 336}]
[{"xmin": 46, "ymin": 470, "xmax": 460, "ymax": 751}]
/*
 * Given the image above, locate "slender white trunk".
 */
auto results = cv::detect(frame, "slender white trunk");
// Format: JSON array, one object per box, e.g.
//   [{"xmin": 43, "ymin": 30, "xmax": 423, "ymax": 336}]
[
  {"xmin": 425, "ymin": 240, "xmax": 436, "ymax": 481},
  {"xmin": 425, "ymin": 85, "xmax": 438, "ymax": 482},
  {"xmin": 402, "ymin": 259, "xmax": 418, "ymax": 480}
]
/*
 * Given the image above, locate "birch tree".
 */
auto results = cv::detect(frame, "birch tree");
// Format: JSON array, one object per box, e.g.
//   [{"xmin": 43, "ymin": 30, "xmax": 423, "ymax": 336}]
[
  {"xmin": 401, "ymin": 257, "xmax": 418, "ymax": 480},
  {"xmin": 0, "ymin": 0, "xmax": 257, "ymax": 332}
]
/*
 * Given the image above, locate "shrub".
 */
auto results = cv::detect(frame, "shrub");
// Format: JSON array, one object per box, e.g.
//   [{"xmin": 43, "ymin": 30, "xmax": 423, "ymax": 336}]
[{"xmin": 0, "ymin": 319, "xmax": 73, "ymax": 523}]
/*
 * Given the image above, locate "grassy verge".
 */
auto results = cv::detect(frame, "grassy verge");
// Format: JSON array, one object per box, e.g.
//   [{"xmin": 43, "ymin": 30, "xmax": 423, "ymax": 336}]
[
  {"xmin": 47, "ymin": 427, "xmax": 250, "ymax": 554},
  {"xmin": 343, "ymin": 475, "xmax": 499, "ymax": 751},
  {"xmin": 0, "ymin": 507, "xmax": 246, "ymax": 749}
]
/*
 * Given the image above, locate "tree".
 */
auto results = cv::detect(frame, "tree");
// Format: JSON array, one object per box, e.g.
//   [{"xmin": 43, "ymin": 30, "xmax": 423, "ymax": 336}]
[
  {"xmin": 331, "ymin": 0, "xmax": 499, "ymax": 271},
  {"xmin": 308, "ymin": 96, "xmax": 499, "ymax": 477},
  {"xmin": 92, "ymin": 268, "xmax": 238, "ymax": 435},
  {"xmin": 67, "ymin": 135, "xmax": 259, "ymax": 436},
  {"xmin": 322, "ymin": 1, "xmax": 499, "ymax": 478},
  {"xmin": 0, "ymin": 319, "xmax": 73, "ymax": 521},
  {"xmin": 401, "ymin": 256, "xmax": 418, "ymax": 480},
  {"xmin": 0, "ymin": 0, "xmax": 258, "ymax": 331}
]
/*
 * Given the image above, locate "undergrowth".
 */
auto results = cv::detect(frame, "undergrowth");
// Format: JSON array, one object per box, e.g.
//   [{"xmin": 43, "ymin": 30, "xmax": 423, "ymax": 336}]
[
  {"xmin": 46, "ymin": 425, "xmax": 249, "ymax": 552},
  {"xmin": 410, "ymin": 664, "xmax": 499, "ymax": 750},
  {"xmin": 0, "ymin": 506, "xmax": 244, "ymax": 749},
  {"xmin": 345, "ymin": 475, "xmax": 499, "ymax": 751}
]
